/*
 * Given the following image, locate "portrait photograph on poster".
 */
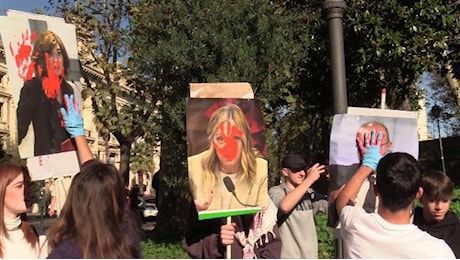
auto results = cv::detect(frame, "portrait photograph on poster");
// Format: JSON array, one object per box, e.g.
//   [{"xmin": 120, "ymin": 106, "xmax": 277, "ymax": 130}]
[
  {"xmin": 327, "ymin": 107, "xmax": 419, "ymax": 226},
  {"xmin": 186, "ymin": 96, "xmax": 268, "ymax": 212},
  {"xmin": 0, "ymin": 14, "xmax": 82, "ymax": 179}
]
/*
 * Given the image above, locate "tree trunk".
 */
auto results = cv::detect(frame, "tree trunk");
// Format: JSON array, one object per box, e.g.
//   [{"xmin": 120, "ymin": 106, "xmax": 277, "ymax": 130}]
[
  {"xmin": 445, "ymin": 70, "xmax": 460, "ymax": 108},
  {"xmin": 119, "ymin": 142, "xmax": 131, "ymax": 185}
]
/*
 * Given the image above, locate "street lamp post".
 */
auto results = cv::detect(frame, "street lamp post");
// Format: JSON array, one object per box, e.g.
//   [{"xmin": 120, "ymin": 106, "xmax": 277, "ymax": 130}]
[
  {"xmin": 431, "ymin": 104, "xmax": 446, "ymax": 174},
  {"xmin": 323, "ymin": 0, "xmax": 348, "ymax": 114},
  {"xmin": 323, "ymin": 1, "xmax": 347, "ymax": 258}
]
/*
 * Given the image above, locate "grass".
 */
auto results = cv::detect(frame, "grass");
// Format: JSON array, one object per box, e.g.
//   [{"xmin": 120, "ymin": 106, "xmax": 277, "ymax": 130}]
[{"xmin": 141, "ymin": 239, "xmax": 189, "ymax": 259}]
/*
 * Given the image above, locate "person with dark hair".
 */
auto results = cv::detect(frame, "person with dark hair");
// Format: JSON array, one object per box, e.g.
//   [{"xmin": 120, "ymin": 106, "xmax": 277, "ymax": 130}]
[
  {"xmin": 17, "ymin": 30, "xmax": 75, "ymax": 157},
  {"xmin": 414, "ymin": 170, "xmax": 460, "ymax": 257},
  {"xmin": 336, "ymin": 130, "xmax": 455, "ymax": 258},
  {"xmin": 0, "ymin": 161, "xmax": 48, "ymax": 258},
  {"xmin": 45, "ymin": 94, "xmax": 141, "ymax": 258},
  {"xmin": 269, "ymin": 154, "xmax": 326, "ymax": 258}
]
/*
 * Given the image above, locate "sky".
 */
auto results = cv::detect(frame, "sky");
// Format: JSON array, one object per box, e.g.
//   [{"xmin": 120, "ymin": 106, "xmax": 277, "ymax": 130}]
[{"xmin": 0, "ymin": 0, "xmax": 50, "ymax": 15}]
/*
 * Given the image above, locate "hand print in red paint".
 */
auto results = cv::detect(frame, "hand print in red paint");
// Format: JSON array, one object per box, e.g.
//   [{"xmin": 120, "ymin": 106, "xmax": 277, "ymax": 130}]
[
  {"xmin": 38, "ymin": 52, "xmax": 65, "ymax": 99},
  {"xmin": 213, "ymin": 121, "xmax": 244, "ymax": 161},
  {"xmin": 9, "ymin": 29, "xmax": 37, "ymax": 81}
]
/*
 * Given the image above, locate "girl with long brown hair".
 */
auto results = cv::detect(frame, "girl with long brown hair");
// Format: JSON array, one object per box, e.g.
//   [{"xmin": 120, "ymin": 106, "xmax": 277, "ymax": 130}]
[
  {"xmin": 46, "ymin": 94, "xmax": 141, "ymax": 258},
  {"xmin": 0, "ymin": 161, "xmax": 47, "ymax": 258}
]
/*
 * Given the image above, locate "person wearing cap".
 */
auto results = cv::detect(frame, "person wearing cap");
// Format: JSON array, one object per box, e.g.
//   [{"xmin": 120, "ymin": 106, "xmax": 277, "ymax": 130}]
[{"xmin": 269, "ymin": 154, "xmax": 326, "ymax": 258}]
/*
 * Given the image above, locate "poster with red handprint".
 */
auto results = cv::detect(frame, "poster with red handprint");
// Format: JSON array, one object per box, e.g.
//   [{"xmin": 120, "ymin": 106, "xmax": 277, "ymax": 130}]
[
  {"xmin": 186, "ymin": 82, "xmax": 269, "ymax": 213},
  {"xmin": 0, "ymin": 12, "xmax": 82, "ymax": 180}
]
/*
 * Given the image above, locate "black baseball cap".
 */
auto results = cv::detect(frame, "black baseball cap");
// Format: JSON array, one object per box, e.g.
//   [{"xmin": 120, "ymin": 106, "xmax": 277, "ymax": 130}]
[{"xmin": 281, "ymin": 154, "xmax": 307, "ymax": 172}]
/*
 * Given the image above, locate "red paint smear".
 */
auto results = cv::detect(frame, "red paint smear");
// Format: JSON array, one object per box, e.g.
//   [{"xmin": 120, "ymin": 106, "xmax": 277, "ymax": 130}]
[
  {"xmin": 40, "ymin": 52, "xmax": 64, "ymax": 99},
  {"xmin": 213, "ymin": 121, "xmax": 243, "ymax": 161},
  {"xmin": 9, "ymin": 29, "xmax": 37, "ymax": 81}
]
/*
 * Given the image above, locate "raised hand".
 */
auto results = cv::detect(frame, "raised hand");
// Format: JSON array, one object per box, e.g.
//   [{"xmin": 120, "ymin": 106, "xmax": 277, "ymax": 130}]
[
  {"xmin": 357, "ymin": 130, "xmax": 383, "ymax": 171},
  {"xmin": 306, "ymin": 163, "xmax": 326, "ymax": 183},
  {"xmin": 60, "ymin": 94, "xmax": 85, "ymax": 138}
]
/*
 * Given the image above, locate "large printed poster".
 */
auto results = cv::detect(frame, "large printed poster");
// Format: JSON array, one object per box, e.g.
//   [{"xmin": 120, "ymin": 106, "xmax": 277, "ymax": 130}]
[
  {"xmin": 328, "ymin": 107, "xmax": 418, "ymax": 226},
  {"xmin": 186, "ymin": 83, "xmax": 269, "ymax": 216},
  {"xmin": 0, "ymin": 12, "xmax": 82, "ymax": 179}
]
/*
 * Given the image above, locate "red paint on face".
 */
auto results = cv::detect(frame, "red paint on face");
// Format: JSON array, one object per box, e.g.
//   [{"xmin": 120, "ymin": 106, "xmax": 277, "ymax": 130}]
[
  {"xmin": 213, "ymin": 121, "xmax": 243, "ymax": 161},
  {"xmin": 9, "ymin": 29, "xmax": 37, "ymax": 81},
  {"xmin": 40, "ymin": 52, "xmax": 64, "ymax": 99}
]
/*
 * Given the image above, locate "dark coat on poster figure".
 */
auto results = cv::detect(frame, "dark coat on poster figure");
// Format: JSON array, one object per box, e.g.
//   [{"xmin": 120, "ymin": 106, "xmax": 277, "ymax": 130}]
[{"xmin": 17, "ymin": 77, "xmax": 74, "ymax": 156}]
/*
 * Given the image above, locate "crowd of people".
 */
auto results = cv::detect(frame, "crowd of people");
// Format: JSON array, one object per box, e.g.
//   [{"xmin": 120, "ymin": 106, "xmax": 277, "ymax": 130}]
[
  {"xmin": 3, "ymin": 97, "xmax": 460, "ymax": 259},
  {"xmin": 1, "ymin": 96, "xmax": 459, "ymax": 259},
  {"xmin": 0, "ymin": 94, "xmax": 142, "ymax": 258},
  {"xmin": 1, "ymin": 51, "xmax": 459, "ymax": 259}
]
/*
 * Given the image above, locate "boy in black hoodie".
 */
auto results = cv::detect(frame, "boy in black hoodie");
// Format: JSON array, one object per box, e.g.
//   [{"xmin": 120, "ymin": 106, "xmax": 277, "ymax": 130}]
[{"xmin": 414, "ymin": 170, "xmax": 460, "ymax": 257}]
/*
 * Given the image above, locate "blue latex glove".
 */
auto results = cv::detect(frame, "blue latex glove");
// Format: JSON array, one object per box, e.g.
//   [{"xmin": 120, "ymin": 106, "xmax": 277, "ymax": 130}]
[
  {"xmin": 60, "ymin": 94, "xmax": 85, "ymax": 138},
  {"xmin": 360, "ymin": 130, "xmax": 383, "ymax": 171}
]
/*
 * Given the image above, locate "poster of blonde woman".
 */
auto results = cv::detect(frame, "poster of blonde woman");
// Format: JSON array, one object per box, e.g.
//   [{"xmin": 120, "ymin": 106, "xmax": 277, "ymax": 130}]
[
  {"xmin": 0, "ymin": 12, "xmax": 81, "ymax": 179},
  {"xmin": 183, "ymin": 83, "xmax": 281, "ymax": 259},
  {"xmin": 187, "ymin": 97, "xmax": 268, "ymax": 211}
]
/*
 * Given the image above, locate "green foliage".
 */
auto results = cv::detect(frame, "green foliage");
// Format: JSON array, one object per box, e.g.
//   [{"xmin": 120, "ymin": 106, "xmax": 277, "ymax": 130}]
[
  {"xmin": 141, "ymin": 240, "xmax": 189, "ymax": 259},
  {"xmin": 316, "ymin": 213, "xmax": 335, "ymax": 259},
  {"xmin": 451, "ymin": 188, "xmax": 460, "ymax": 217},
  {"xmin": 47, "ymin": 0, "xmax": 460, "ymax": 243},
  {"xmin": 50, "ymin": 0, "xmax": 163, "ymax": 182}
]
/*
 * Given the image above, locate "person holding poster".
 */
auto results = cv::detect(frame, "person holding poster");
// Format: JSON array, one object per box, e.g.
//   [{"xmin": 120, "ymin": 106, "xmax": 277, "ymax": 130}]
[
  {"xmin": 45, "ymin": 94, "xmax": 141, "ymax": 258},
  {"xmin": 336, "ymin": 131, "xmax": 454, "ymax": 258},
  {"xmin": 0, "ymin": 161, "xmax": 48, "ymax": 258},
  {"xmin": 327, "ymin": 109, "xmax": 419, "ymax": 258},
  {"xmin": 17, "ymin": 30, "xmax": 75, "ymax": 156},
  {"xmin": 184, "ymin": 102, "xmax": 281, "ymax": 259}
]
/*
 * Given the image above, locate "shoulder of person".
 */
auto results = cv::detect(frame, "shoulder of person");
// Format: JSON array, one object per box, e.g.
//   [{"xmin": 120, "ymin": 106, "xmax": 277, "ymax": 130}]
[
  {"xmin": 269, "ymin": 183, "xmax": 285, "ymax": 191},
  {"xmin": 188, "ymin": 150, "xmax": 208, "ymax": 163},
  {"xmin": 61, "ymin": 81, "xmax": 74, "ymax": 94},
  {"xmin": 21, "ymin": 78, "xmax": 42, "ymax": 93},
  {"xmin": 255, "ymin": 157, "xmax": 268, "ymax": 171}
]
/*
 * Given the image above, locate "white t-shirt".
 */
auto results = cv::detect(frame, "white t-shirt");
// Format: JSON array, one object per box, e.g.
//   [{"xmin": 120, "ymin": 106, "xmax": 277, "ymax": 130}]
[{"xmin": 340, "ymin": 206, "xmax": 455, "ymax": 259}]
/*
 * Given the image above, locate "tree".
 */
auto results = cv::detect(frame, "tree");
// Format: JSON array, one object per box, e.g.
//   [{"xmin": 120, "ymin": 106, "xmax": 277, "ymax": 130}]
[
  {"xmin": 423, "ymin": 72, "xmax": 460, "ymax": 137},
  {"xmin": 49, "ymin": 0, "xmax": 161, "ymax": 183},
  {"xmin": 129, "ymin": 0, "xmax": 305, "ymax": 238},
  {"xmin": 47, "ymin": 0, "xmax": 460, "ymax": 240},
  {"xmin": 271, "ymin": 0, "xmax": 460, "ymax": 164}
]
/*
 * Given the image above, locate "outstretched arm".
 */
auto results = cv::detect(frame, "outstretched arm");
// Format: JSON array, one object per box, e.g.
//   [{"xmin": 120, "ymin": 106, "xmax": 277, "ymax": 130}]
[
  {"xmin": 279, "ymin": 163, "xmax": 325, "ymax": 213},
  {"xmin": 60, "ymin": 94, "xmax": 93, "ymax": 165}
]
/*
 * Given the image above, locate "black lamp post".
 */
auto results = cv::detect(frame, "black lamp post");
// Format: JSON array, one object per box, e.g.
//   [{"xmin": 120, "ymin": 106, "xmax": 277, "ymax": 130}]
[
  {"xmin": 323, "ymin": 0, "xmax": 347, "ymax": 114},
  {"xmin": 431, "ymin": 104, "xmax": 446, "ymax": 174},
  {"xmin": 323, "ymin": 1, "xmax": 346, "ymax": 258}
]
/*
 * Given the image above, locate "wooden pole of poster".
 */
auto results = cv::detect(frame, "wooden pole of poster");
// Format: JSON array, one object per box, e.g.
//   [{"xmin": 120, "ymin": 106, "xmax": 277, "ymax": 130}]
[{"xmin": 226, "ymin": 216, "xmax": 231, "ymax": 259}]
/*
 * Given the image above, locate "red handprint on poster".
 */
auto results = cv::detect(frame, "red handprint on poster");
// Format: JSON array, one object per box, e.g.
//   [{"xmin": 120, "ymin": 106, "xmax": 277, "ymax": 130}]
[{"xmin": 9, "ymin": 29, "xmax": 37, "ymax": 81}]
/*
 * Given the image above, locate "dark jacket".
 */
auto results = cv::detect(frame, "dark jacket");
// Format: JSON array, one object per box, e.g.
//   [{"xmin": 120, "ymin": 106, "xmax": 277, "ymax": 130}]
[
  {"xmin": 414, "ymin": 206, "xmax": 460, "ymax": 258},
  {"xmin": 182, "ymin": 202, "xmax": 282, "ymax": 259},
  {"xmin": 17, "ymin": 77, "xmax": 74, "ymax": 156}
]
